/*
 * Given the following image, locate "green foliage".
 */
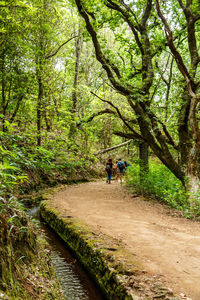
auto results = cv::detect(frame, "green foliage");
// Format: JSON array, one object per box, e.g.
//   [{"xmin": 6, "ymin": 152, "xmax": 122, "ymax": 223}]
[
  {"xmin": 127, "ymin": 161, "xmax": 200, "ymax": 218},
  {"xmin": 0, "ymin": 144, "xmax": 28, "ymax": 195},
  {"xmin": 126, "ymin": 161, "xmax": 188, "ymax": 209},
  {"xmin": 0, "ymin": 195, "xmax": 64, "ymax": 300},
  {"xmin": 0, "ymin": 123, "xmax": 99, "ymax": 195}
]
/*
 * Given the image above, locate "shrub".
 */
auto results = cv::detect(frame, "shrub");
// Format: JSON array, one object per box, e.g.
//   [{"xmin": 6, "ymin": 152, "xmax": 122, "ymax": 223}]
[{"xmin": 126, "ymin": 161, "xmax": 188, "ymax": 211}]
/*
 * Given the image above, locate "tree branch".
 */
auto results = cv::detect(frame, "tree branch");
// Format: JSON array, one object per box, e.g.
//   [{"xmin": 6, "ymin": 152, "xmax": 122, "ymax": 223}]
[
  {"xmin": 113, "ymin": 131, "xmax": 137, "ymax": 139},
  {"xmin": 177, "ymin": 0, "xmax": 200, "ymax": 71},
  {"xmin": 77, "ymin": 108, "xmax": 115, "ymax": 127},
  {"xmin": 90, "ymin": 91, "xmax": 143, "ymax": 140},
  {"xmin": 155, "ymin": 0, "xmax": 195, "ymax": 97},
  {"xmin": 75, "ymin": 0, "xmax": 131, "ymax": 96},
  {"xmin": 94, "ymin": 139, "xmax": 133, "ymax": 155},
  {"xmin": 45, "ymin": 35, "xmax": 80, "ymax": 59},
  {"xmin": 177, "ymin": 0, "xmax": 185, "ymax": 10},
  {"xmin": 106, "ymin": 0, "xmax": 144, "ymax": 55},
  {"xmin": 141, "ymin": 0, "xmax": 152, "ymax": 29},
  {"xmin": 120, "ymin": 0, "xmax": 140, "ymax": 27}
]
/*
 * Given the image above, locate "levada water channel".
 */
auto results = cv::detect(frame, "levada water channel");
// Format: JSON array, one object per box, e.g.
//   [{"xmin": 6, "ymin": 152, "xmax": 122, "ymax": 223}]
[{"xmin": 27, "ymin": 206, "xmax": 104, "ymax": 300}]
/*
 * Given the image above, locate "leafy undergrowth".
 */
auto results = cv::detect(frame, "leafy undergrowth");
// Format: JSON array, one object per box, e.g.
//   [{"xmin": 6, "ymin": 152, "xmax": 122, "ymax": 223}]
[
  {"xmin": 0, "ymin": 196, "xmax": 64, "ymax": 300},
  {"xmin": 0, "ymin": 130, "xmax": 104, "ymax": 299},
  {"xmin": 126, "ymin": 161, "xmax": 200, "ymax": 219},
  {"xmin": 0, "ymin": 131, "xmax": 103, "ymax": 196}
]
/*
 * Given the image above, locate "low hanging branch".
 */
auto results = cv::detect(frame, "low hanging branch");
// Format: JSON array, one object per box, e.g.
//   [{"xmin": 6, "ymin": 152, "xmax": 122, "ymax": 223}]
[
  {"xmin": 77, "ymin": 108, "xmax": 116, "ymax": 127},
  {"xmin": 90, "ymin": 91, "xmax": 143, "ymax": 140},
  {"xmin": 114, "ymin": 131, "xmax": 137, "ymax": 139},
  {"xmin": 94, "ymin": 139, "xmax": 133, "ymax": 156}
]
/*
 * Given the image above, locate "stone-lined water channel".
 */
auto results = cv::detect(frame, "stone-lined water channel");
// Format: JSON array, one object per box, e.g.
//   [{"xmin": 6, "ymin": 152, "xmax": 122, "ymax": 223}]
[{"xmin": 27, "ymin": 207, "xmax": 104, "ymax": 300}]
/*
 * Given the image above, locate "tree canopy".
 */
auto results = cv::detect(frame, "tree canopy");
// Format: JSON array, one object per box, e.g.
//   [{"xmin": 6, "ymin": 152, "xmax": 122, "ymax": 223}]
[
  {"xmin": 1, "ymin": 0, "xmax": 200, "ymax": 202},
  {"xmin": 73, "ymin": 0, "xmax": 200, "ymax": 201}
]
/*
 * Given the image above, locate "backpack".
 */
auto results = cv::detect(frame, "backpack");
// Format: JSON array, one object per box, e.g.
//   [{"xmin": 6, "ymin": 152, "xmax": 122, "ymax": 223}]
[
  {"xmin": 118, "ymin": 161, "xmax": 125, "ymax": 171},
  {"xmin": 106, "ymin": 164, "xmax": 111, "ymax": 171}
]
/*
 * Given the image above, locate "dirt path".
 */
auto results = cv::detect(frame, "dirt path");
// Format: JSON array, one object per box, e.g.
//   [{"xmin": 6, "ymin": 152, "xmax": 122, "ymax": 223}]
[{"xmin": 51, "ymin": 181, "xmax": 200, "ymax": 299}]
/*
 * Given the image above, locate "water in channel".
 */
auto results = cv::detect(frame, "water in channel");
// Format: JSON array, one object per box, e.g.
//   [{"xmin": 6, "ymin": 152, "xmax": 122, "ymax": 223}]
[{"xmin": 27, "ymin": 207, "xmax": 104, "ymax": 300}]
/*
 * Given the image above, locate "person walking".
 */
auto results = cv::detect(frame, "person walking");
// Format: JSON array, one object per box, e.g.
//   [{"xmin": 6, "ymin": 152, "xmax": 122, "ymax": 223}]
[
  {"xmin": 105, "ymin": 158, "xmax": 113, "ymax": 184},
  {"xmin": 117, "ymin": 158, "xmax": 126, "ymax": 184},
  {"xmin": 112, "ymin": 160, "xmax": 118, "ymax": 180}
]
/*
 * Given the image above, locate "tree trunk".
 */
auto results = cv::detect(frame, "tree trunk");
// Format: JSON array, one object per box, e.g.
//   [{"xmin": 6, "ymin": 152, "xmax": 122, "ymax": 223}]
[
  {"xmin": 185, "ymin": 175, "xmax": 199, "ymax": 201},
  {"xmin": 36, "ymin": 28, "xmax": 45, "ymax": 147},
  {"xmin": 107, "ymin": 88, "xmax": 113, "ymax": 147},
  {"xmin": 185, "ymin": 139, "xmax": 200, "ymax": 204},
  {"xmin": 0, "ymin": 53, "xmax": 6, "ymax": 132},
  {"xmin": 139, "ymin": 141, "xmax": 149, "ymax": 185},
  {"xmin": 10, "ymin": 95, "xmax": 23, "ymax": 123},
  {"xmin": 185, "ymin": 163, "xmax": 200, "ymax": 206},
  {"xmin": 178, "ymin": 92, "xmax": 192, "ymax": 167},
  {"xmin": 165, "ymin": 57, "xmax": 174, "ymax": 122},
  {"xmin": 74, "ymin": 0, "xmax": 186, "ymax": 187},
  {"xmin": 103, "ymin": 78, "xmax": 107, "ymax": 149},
  {"xmin": 69, "ymin": 27, "xmax": 82, "ymax": 139},
  {"xmin": 37, "ymin": 75, "xmax": 43, "ymax": 146}
]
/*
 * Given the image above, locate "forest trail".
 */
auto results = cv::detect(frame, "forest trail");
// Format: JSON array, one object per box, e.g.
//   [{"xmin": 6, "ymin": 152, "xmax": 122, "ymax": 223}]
[{"xmin": 50, "ymin": 181, "xmax": 200, "ymax": 300}]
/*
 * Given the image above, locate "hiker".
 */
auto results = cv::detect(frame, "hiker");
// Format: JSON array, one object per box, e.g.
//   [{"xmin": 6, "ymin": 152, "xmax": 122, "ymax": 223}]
[
  {"xmin": 105, "ymin": 158, "xmax": 113, "ymax": 184},
  {"xmin": 117, "ymin": 158, "xmax": 126, "ymax": 183},
  {"xmin": 124, "ymin": 161, "xmax": 127, "ymax": 168},
  {"xmin": 124, "ymin": 161, "xmax": 131, "ymax": 169},
  {"xmin": 112, "ymin": 161, "xmax": 118, "ymax": 180}
]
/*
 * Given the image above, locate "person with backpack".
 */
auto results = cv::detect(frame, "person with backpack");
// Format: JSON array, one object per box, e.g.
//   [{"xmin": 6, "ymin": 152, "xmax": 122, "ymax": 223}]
[
  {"xmin": 105, "ymin": 158, "xmax": 113, "ymax": 184},
  {"xmin": 112, "ymin": 160, "xmax": 118, "ymax": 180},
  {"xmin": 117, "ymin": 158, "xmax": 126, "ymax": 183}
]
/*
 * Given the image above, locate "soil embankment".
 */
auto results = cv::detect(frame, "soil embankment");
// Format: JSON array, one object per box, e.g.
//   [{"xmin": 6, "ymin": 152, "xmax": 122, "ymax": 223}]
[{"xmin": 47, "ymin": 181, "xmax": 200, "ymax": 300}]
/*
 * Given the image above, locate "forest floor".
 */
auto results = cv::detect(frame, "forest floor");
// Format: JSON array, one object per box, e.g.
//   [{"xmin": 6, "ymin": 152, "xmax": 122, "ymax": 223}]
[{"xmin": 50, "ymin": 180, "xmax": 200, "ymax": 300}]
